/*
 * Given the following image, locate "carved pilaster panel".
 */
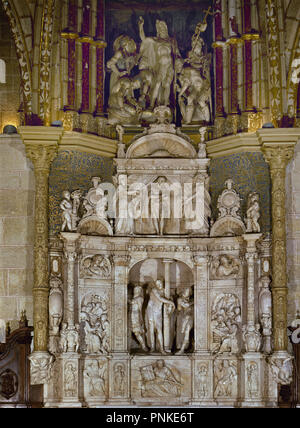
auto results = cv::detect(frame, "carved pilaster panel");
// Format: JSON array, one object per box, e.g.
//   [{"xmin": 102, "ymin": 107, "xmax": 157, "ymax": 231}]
[{"xmin": 262, "ymin": 143, "xmax": 295, "ymax": 352}]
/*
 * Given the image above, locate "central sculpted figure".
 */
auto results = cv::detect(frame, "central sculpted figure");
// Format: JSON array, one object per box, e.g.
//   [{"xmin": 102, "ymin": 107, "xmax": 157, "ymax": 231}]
[
  {"xmin": 145, "ymin": 279, "xmax": 175, "ymax": 354},
  {"xmin": 138, "ymin": 16, "xmax": 181, "ymax": 109}
]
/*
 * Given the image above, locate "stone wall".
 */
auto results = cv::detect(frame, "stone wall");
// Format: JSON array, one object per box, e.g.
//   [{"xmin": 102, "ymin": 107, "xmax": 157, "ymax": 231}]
[
  {"xmin": 0, "ymin": 134, "xmax": 35, "ymax": 329},
  {"xmin": 286, "ymin": 141, "xmax": 300, "ymax": 325},
  {"xmin": 0, "ymin": 2, "xmax": 21, "ymax": 132}
]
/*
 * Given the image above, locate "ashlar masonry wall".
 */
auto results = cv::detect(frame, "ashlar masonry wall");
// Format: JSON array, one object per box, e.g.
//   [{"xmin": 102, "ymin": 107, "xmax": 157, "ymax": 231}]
[{"xmin": 0, "ymin": 133, "xmax": 34, "ymax": 329}]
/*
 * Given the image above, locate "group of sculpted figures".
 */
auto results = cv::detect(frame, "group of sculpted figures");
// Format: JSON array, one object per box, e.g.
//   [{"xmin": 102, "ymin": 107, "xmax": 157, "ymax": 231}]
[
  {"xmin": 107, "ymin": 15, "xmax": 212, "ymax": 125},
  {"xmin": 130, "ymin": 279, "xmax": 194, "ymax": 355},
  {"xmin": 60, "ymin": 175, "xmax": 261, "ymax": 237}
]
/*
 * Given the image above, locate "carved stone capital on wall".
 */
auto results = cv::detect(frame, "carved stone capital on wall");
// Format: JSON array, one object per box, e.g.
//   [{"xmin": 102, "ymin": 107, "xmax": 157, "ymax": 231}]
[
  {"xmin": 60, "ymin": 233, "xmax": 81, "ymax": 253},
  {"xmin": 113, "ymin": 254, "xmax": 130, "ymax": 267},
  {"xmin": 193, "ymin": 254, "xmax": 209, "ymax": 267},
  {"xmin": 243, "ymin": 233, "xmax": 262, "ymax": 252}
]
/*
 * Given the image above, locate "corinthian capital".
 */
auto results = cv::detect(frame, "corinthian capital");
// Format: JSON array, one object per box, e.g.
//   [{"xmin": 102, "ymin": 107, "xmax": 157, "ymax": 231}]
[
  {"xmin": 25, "ymin": 144, "xmax": 58, "ymax": 172},
  {"xmin": 18, "ymin": 126, "xmax": 64, "ymax": 171},
  {"xmin": 257, "ymin": 129, "xmax": 299, "ymax": 170},
  {"xmin": 262, "ymin": 145, "xmax": 295, "ymax": 170}
]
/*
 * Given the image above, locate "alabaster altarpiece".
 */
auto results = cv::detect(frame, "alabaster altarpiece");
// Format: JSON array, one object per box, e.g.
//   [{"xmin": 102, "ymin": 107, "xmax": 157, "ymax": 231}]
[
  {"xmin": 27, "ymin": 16, "xmax": 293, "ymax": 408},
  {"xmin": 31, "ymin": 114, "xmax": 290, "ymax": 408}
]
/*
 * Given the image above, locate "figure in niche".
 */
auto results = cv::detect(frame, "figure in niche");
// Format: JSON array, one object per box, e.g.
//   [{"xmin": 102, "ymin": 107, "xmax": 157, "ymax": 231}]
[
  {"xmin": 130, "ymin": 285, "xmax": 148, "ymax": 352},
  {"xmin": 140, "ymin": 360, "xmax": 182, "ymax": 398},
  {"xmin": 114, "ymin": 364, "xmax": 125, "ymax": 396},
  {"xmin": 176, "ymin": 288, "xmax": 194, "ymax": 355},
  {"xmin": 197, "ymin": 364, "xmax": 208, "ymax": 398},
  {"xmin": 247, "ymin": 363, "xmax": 259, "ymax": 398},
  {"xmin": 145, "ymin": 279, "xmax": 175, "ymax": 354},
  {"xmin": 64, "ymin": 363, "xmax": 77, "ymax": 397},
  {"xmin": 107, "ymin": 35, "xmax": 139, "ymax": 125},
  {"xmin": 138, "ymin": 16, "xmax": 181, "ymax": 109},
  {"xmin": 245, "ymin": 192, "xmax": 261, "ymax": 233}
]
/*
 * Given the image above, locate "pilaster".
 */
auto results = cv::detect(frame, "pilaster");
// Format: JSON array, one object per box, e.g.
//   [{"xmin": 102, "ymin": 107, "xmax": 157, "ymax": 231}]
[
  {"xmin": 19, "ymin": 126, "xmax": 63, "ymax": 354},
  {"xmin": 193, "ymin": 254, "xmax": 209, "ymax": 353},
  {"xmin": 18, "ymin": 126, "xmax": 63, "ymax": 386},
  {"xmin": 258, "ymin": 130, "xmax": 298, "ymax": 352}
]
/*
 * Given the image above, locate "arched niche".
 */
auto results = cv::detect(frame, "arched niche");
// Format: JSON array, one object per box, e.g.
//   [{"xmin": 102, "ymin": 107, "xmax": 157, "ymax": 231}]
[{"xmin": 127, "ymin": 258, "xmax": 194, "ymax": 355}]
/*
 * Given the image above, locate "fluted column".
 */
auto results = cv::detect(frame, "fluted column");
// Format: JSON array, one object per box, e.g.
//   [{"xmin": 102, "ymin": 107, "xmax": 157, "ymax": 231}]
[
  {"xmin": 258, "ymin": 131, "xmax": 298, "ymax": 352},
  {"xmin": 194, "ymin": 254, "xmax": 209, "ymax": 353},
  {"xmin": 243, "ymin": 234, "xmax": 261, "ymax": 326},
  {"xmin": 19, "ymin": 127, "xmax": 63, "ymax": 354},
  {"xmin": 113, "ymin": 254, "xmax": 129, "ymax": 353}
]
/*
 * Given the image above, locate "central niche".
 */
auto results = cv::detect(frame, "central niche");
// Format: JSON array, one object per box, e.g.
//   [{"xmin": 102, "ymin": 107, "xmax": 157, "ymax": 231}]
[{"xmin": 128, "ymin": 259, "xmax": 194, "ymax": 355}]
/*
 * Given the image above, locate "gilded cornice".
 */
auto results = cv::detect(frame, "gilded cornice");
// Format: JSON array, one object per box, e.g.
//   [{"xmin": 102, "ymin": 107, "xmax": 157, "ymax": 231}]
[
  {"xmin": 60, "ymin": 131, "xmax": 117, "ymax": 158},
  {"xmin": 18, "ymin": 126, "xmax": 117, "ymax": 159},
  {"xmin": 206, "ymin": 132, "xmax": 261, "ymax": 158}
]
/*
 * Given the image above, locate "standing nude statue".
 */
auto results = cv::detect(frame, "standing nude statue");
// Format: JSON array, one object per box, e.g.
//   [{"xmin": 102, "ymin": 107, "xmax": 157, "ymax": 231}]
[
  {"xmin": 145, "ymin": 279, "xmax": 175, "ymax": 354},
  {"xmin": 176, "ymin": 288, "xmax": 194, "ymax": 354},
  {"xmin": 138, "ymin": 16, "xmax": 181, "ymax": 109},
  {"xmin": 130, "ymin": 285, "xmax": 148, "ymax": 352}
]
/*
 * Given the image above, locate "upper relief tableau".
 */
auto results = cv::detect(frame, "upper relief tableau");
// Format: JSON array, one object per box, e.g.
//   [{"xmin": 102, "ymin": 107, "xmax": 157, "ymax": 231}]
[{"xmin": 105, "ymin": 2, "xmax": 213, "ymax": 126}]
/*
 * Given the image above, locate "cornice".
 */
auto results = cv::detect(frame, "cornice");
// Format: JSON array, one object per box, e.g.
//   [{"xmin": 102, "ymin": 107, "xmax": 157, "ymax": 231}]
[
  {"xmin": 17, "ymin": 127, "xmax": 117, "ymax": 158},
  {"xmin": 60, "ymin": 131, "xmax": 117, "ymax": 157},
  {"xmin": 206, "ymin": 132, "xmax": 261, "ymax": 158}
]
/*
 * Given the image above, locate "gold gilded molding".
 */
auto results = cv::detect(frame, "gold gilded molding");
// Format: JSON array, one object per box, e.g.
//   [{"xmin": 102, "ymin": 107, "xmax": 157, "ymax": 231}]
[
  {"xmin": 61, "ymin": 32, "xmax": 79, "ymax": 40},
  {"xmin": 226, "ymin": 37, "xmax": 244, "ymax": 45},
  {"xmin": 242, "ymin": 33, "xmax": 260, "ymax": 41},
  {"xmin": 206, "ymin": 132, "xmax": 261, "ymax": 158},
  {"xmin": 60, "ymin": 131, "xmax": 117, "ymax": 158}
]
